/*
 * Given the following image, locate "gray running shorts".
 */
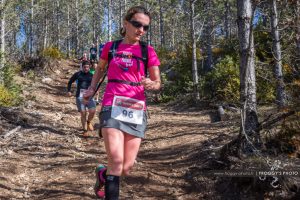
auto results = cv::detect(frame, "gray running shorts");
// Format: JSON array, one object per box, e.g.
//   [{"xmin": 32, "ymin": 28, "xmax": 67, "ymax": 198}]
[
  {"xmin": 99, "ymin": 106, "xmax": 147, "ymax": 138},
  {"xmin": 76, "ymin": 97, "xmax": 96, "ymax": 112}
]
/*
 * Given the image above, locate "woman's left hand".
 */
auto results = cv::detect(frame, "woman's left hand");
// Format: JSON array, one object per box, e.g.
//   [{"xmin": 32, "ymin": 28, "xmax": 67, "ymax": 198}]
[{"xmin": 141, "ymin": 76, "xmax": 156, "ymax": 90}]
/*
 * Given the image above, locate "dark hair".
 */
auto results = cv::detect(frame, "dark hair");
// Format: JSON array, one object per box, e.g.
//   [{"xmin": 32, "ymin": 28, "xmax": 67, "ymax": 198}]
[
  {"xmin": 82, "ymin": 60, "xmax": 90, "ymax": 66},
  {"xmin": 120, "ymin": 6, "xmax": 151, "ymax": 37}
]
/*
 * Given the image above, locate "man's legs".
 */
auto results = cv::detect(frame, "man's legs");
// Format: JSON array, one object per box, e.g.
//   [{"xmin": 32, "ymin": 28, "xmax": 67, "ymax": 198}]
[
  {"xmin": 80, "ymin": 111, "xmax": 87, "ymax": 130},
  {"xmin": 87, "ymin": 108, "xmax": 96, "ymax": 131}
]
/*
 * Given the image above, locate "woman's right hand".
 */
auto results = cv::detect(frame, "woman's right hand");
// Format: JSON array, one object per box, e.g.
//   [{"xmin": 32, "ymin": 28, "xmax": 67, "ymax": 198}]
[
  {"xmin": 83, "ymin": 86, "xmax": 95, "ymax": 99},
  {"xmin": 82, "ymin": 87, "xmax": 94, "ymax": 105}
]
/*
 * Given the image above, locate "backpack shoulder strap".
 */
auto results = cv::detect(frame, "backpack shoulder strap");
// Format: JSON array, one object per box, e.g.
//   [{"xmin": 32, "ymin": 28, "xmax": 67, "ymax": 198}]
[
  {"xmin": 108, "ymin": 39, "xmax": 123, "ymax": 65},
  {"xmin": 139, "ymin": 41, "xmax": 148, "ymax": 77},
  {"xmin": 92, "ymin": 40, "xmax": 123, "ymax": 98}
]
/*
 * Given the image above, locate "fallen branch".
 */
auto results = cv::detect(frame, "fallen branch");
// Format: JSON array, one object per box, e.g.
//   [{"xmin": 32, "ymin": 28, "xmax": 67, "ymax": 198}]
[
  {"xmin": 258, "ymin": 110, "xmax": 296, "ymax": 131},
  {"xmin": 2, "ymin": 126, "xmax": 22, "ymax": 139}
]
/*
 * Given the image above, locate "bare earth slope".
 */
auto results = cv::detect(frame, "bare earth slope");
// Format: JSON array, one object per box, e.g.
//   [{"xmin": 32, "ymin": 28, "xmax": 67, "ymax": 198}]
[{"xmin": 0, "ymin": 60, "xmax": 236, "ymax": 200}]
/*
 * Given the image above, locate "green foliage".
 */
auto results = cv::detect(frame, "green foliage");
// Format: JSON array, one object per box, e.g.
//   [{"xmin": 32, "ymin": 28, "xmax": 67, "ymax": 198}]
[
  {"xmin": 285, "ymin": 70, "xmax": 300, "ymax": 107},
  {"xmin": 158, "ymin": 45, "xmax": 196, "ymax": 101},
  {"xmin": 3, "ymin": 63, "xmax": 18, "ymax": 87},
  {"xmin": 41, "ymin": 47, "xmax": 63, "ymax": 59},
  {"xmin": 254, "ymin": 30, "xmax": 272, "ymax": 63},
  {"xmin": 0, "ymin": 63, "xmax": 23, "ymax": 106},
  {"xmin": 26, "ymin": 70, "xmax": 36, "ymax": 80},
  {"xmin": 160, "ymin": 73, "xmax": 175, "ymax": 102},
  {"xmin": 0, "ymin": 84, "xmax": 17, "ymax": 107},
  {"xmin": 218, "ymin": 37, "xmax": 239, "ymax": 58},
  {"xmin": 203, "ymin": 56, "xmax": 240, "ymax": 103},
  {"xmin": 255, "ymin": 65, "xmax": 276, "ymax": 103}
]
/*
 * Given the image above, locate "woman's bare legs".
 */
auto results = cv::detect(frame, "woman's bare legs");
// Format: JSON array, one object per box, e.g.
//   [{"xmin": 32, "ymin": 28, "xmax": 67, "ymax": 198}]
[
  {"xmin": 102, "ymin": 128, "xmax": 141, "ymax": 176},
  {"xmin": 102, "ymin": 128, "xmax": 124, "ymax": 176},
  {"xmin": 123, "ymin": 133, "xmax": 141, "ymax": 176}
]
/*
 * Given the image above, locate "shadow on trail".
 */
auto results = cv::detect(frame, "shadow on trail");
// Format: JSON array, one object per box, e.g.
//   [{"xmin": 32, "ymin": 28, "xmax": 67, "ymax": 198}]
[
  {"xmin": 138, "ymin": 126, "xmax": 237, "ymax": 198},
  {"xmin": 33, "ymin": 102, "xmax": 79, "ymax": 117},
  {"xmin": 37, "ymin": 84, "xmax": 68, "ymax": 97},
  {"xmin": 31, "ymin": 185, "xmax": 95, "ymax": 199},
  {"xmin": 146, "ymin": 120, "xmax": 232, "ymax": 142},
  {"xmin": 0, "ymin": 183, "xmax": 25, "ymax": 199},
  {"xmin": 24, "ymin": 124, "xmax": 66, "ymax": 136},
  {"xmin": 124, "ymin": 175, "xmax": 186, "ymax": 199}
]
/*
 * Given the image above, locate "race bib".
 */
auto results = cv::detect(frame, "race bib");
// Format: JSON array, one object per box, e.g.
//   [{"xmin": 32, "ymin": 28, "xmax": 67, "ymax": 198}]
[
  {"xmin": 111, "ymin": 96, "xmax": 145, "ymax": 125},
  {"xmin": 79, "ymin": 89, "xmax": 87, "ymax": 98}
]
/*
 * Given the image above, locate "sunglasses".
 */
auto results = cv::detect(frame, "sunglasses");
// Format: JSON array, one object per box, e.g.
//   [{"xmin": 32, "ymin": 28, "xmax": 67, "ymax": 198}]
[{"xmin": 128, "ymin": 20, "xmax": 150, "ymax": 31}]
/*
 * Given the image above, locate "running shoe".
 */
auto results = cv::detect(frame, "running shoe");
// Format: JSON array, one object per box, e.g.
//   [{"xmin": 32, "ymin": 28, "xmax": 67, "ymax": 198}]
[{"xmin": 94, "ymin": 164, "xmax": 106, "ymax": 198}]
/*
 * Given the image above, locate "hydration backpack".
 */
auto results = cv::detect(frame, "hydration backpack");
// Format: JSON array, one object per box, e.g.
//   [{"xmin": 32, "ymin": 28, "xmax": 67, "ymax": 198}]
[
  {"xmin": 108, "ymin": 39, "xmax": 149, "ymax": 77},
  {"xmin": 93, "ymin": 40, "xmax": 149, "ymax": 95}
]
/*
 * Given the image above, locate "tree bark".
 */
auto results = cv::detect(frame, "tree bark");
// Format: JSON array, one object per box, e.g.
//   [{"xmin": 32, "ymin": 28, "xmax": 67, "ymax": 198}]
[
  {"xmin": 237, "ymin": 0, "xmax": 260, "ymax": 154},
  {"xmin": 119, "ymin": 0, "xmax": 123, "ymax": 32},
  {"xmin": 296, "ymin": 0, "xmax": 300, "ymax": 64},
  {"xmin": 224, "ymin": 0, "xmax": 231, "ymax": 39},
  {"xmin": 204, "ymin": 0, "xmax": 213, "ymax": 72},
  {"xmin": 43, "ymin": 2, "xmax": 48, "ymax": 51},
  {"xmin": 29, "ymin": 0, "xmax": 34, "ymax": 56},
  {"xmin": 108, "ymin": 0, "xmax": 112, "ymax": 41},
  {"xmin": 158, "ymin": 0, "xmax": 165, "ymax": 47},
  {"xmin": 189, "ymin": 0, "xmax": 200, "ymax": 100},
  {"xmin": 75, "ymin": 0, "xmax": 79, "ymax": 55},
  {"xmin": 67, "ymin": 3, "xmax": 70, "ymax": 58},
  {"xmin": 270, "ymin": 0, "xmax": 286, "ymax": 108},
  {"xmin": 0, "ymin": 0, "xmax": 5, "ymax": 82},
  {"xmin": 56, "ymin": 0, "xmax": 60, "ymax": 50}
]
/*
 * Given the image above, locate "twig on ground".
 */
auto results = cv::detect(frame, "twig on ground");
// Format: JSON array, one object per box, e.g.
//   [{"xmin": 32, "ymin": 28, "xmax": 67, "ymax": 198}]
[
  {"xmin": 2, "ymin": 126, "xmax": 22, "ymax": 139},
  {"xmin": 258, "ymin": 111, "xmax": 296, "ymax": 131}
]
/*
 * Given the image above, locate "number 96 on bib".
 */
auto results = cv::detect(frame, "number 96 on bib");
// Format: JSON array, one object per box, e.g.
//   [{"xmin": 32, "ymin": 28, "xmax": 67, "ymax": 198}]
[{"xmin": 111, "ymin": 96, "xmax": 145, "ymax": 125}]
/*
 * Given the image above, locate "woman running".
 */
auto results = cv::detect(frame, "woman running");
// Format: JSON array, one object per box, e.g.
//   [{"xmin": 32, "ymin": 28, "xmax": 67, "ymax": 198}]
[{"xmin": 84, "ymin": 6, "xmax": 161, "ymax": 200}]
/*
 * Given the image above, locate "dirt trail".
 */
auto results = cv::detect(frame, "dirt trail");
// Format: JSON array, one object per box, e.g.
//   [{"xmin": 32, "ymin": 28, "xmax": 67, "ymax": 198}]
[{"xmin": 0, "ymin": 60, "xmax": 235, "ymax": 199}]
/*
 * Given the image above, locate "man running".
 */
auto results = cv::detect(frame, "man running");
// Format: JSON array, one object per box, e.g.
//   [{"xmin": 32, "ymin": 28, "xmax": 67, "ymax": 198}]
[
  {"xmin": 89, "ymin": 44, "xmax": 97, "ymax": 63},
  {"xmin": 67, "ymin": 60, "xmax": 96, "ymax": 135},
  {"xmin": 78, "ymin": 52, "xmax": 88, "ymax": 71}
]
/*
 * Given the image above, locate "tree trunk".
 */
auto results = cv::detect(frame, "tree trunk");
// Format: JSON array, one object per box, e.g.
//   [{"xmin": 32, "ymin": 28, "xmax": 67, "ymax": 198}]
[
  {"xmin": 75, "ymin": 0, "xmax": 79, "ymax": 55},
  {"xmin": 296, "ymin": 0, "xmax": 300, "ymax": 64},
  {"xmin": 56, "ymin": 0, "xmax": 60, "ymax": 50},
  {"xmin": 189, "ymin": 0, "xmax": 200, "ymax": 100},
  {"xmin": 0, "ymin": 0, "xmax": 5, "ymax": 82},
  {"xmin": 145, "ymin": 2, "xmax": 151, "ymax": 45},
  {"xmin": 270, "ymin": 0, "xmax": 286, "ymax": 108},
  {"xmin": 108, "ymin": 0, "xmax": 112, "ymax": 41},
  {"xmin": 29, "ymin": 0, "xmax": 34, "ymax": 57},
  {"xmin": 171, "ymin": 18, "xmax": 175, "ymax": 49},
  {"xmin": 124, "ymin": 0, "xmax": 127, "ymax": 11},
  {"xmin": 237, "ymin": 0, "xmax": 260, "ymax": 154},
  {"xmin": 204, "ymin": 0, "xmax": 213, "ymax": 72},
  {"xmin": 43, "ymin": 2, "xmax": 48, "ymax": 51},
  {"xmin": 158, "ymin": 0, "xmax": 165, "ymax": 47},
  {"xmin": 119, "ymin": 0, "xmax": 123, "ymax": 31},
  {"xmin": 67, "ymin": 4, "xmax": 70, "ymax": 58},
  {"xmin": 224, "ymin": 0, "xmax": 231, "ymax": 39},
  {"xmin": 91, "ymin": 0, "xmax": 96, "ymax": 43}
]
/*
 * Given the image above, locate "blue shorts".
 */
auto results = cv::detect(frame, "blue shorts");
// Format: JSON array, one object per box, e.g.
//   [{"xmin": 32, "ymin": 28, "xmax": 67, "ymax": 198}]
[{"xmin": 76, "ymin": 97, "xmax": 96, "ymax": 112}]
